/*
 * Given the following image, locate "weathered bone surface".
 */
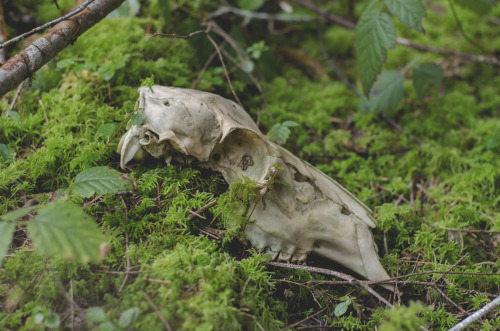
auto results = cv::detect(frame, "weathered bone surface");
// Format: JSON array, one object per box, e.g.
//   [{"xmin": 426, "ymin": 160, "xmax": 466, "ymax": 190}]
[{"xmin": 118, "ymin": 86, "xmax": 392, "ymax": 288}]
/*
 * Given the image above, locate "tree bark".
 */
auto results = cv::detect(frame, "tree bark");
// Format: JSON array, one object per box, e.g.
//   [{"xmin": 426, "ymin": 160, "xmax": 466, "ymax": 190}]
[{"xmin": 0, "ymin": 0, "xmax": 125, "ymax": 97}]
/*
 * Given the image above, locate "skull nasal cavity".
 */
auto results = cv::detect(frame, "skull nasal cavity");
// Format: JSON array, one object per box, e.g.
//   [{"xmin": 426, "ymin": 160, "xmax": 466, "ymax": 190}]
[{"xmin": 340, "ymin": 206, "xmax": 352, "ymax": 215}]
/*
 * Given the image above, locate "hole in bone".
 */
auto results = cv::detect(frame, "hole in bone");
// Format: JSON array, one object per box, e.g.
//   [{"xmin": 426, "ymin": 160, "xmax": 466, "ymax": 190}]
[
  {"xmin": 237, "ymin": 153, "xmax": 254, "ymax": 170},
  {"xmin": 162, "ymin": 100, "xmax": 170, "ymax": 107},
  {"xmin": 340, "ymin": 205, "xmax": 352, "ymax": 215},
  {"xmin": 212, "ymin": 153, "xmax": 221, "ymax": 162}
]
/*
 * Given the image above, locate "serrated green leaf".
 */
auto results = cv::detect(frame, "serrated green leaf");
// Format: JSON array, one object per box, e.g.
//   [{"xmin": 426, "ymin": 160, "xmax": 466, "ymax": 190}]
[
  {"xmin": 412, "ymin": 63, "xmax": 443, "ymax": 99},
  {"xmin": 369, "ymin": 71, "xmax": 404, "ymax": 112},
  {"xmin": 87, "ymin": 307, "xmax": 107, "ymax": 323},
  {"xmin": 71, "ymin": 166, "xmax": 134, "ymax": 198},
  {"xmin": 335, "ymin": 300, "xmax": 351, "ymax": 316},
  {"xmin": 118, "ymin": 307, "xmax": 140, "ymax": 328},
  {"xmin": 27, "ymin": 201, "xmax": 105, "ymax": 263},
  {"xmin": 0, "ymin": 143, "xmax": 15, "ymax": 163},
  {"xmin": 97, "ymin": 123, "xmax": 117, "ymax": 139},
  {"xmin": 0, "ymin": 221, "xmax": 15, "ymax": 266},
  {"xmin": 356, "ymin": 8, "xmax": 397, "ymax": 95},
  {"xmin": 385, "ymin": 0, "xmax": 427, "ymax": 33},
  {"xmin": 268, "ymin": 121, "xmax": 299, "ymax": 143},
  {"xmin": 131, "ymin": 113, "xmax": 146, "ymax": 126},
  {"xmin": 0, "ymin": 205, "xmax": 39, "ymax": 222}
]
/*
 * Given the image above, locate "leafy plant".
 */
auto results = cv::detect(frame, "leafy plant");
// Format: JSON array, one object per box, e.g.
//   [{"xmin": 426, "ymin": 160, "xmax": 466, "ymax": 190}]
[
  {"xmin": 356, "ymin": 0, "xmax": 428, "ymax": 112},
  {"xmin": 0, "ymin": 166, "xmax": 133, "ymax": 265},
  {"xmin": 267, "ymin": 120, "xmax": 299, "ymax": 143}
]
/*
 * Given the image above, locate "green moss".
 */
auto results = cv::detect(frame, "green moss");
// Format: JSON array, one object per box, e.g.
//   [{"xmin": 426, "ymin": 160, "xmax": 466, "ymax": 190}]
[{"xmin": 1, "ymin": 0, "xmax": 500, "ymax": 329}]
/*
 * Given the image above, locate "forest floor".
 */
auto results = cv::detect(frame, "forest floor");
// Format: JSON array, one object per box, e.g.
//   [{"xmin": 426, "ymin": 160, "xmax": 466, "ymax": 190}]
[{"xmin": 0, "ymin": 0, "xmax": 499, "ymax": 330}]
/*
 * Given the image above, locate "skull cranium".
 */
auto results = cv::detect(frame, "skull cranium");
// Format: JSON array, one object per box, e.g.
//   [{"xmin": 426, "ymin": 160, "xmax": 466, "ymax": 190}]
[{"xmin": 118, "ymin": 86, "xmax": 392, "ymax": 289}]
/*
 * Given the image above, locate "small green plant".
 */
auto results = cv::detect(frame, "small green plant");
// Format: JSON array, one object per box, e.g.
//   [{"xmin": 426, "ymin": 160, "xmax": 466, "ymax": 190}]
[
  {"xmin": 267, "ymin": 120, "xmax": 299, "ymax": 144},
  {"xmin": 0, "ymin": 166, "xmax": 134, "ymax": 265}
]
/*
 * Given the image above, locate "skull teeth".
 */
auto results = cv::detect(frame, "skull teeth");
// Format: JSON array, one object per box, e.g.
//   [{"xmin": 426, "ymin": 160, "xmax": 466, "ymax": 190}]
[{"xmin": 265, "ymin": 248, "xmax": 308, "ymax": 264}]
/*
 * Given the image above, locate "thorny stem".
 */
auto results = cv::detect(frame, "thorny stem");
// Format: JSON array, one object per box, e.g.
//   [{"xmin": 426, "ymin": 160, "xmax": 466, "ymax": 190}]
[{"xmin": 0, "ymin": 0, "xmax": 96, "ymax": 49}]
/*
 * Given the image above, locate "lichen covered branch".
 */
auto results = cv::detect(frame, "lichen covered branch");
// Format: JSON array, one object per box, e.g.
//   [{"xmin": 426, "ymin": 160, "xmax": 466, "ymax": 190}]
[{"xmin": 0, "ymin": 0, "xmax": 125, "ymax": 97}]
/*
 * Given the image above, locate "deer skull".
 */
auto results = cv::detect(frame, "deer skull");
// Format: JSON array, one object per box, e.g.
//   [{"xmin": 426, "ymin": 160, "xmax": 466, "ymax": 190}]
[{"xmin": 118, "ymin": 86, "xmax": 392, "ymax": 289}]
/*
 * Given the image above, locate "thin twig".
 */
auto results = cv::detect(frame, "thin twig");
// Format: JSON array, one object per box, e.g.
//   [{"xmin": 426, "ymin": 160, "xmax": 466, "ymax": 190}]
[
  {"xmin": 317, "ymin": 24, "xmax": 360, "ymax": 97},
  {"xmin": 192, "ymin": 48, "xmax": 220, "ymax": 89},
  {"xmin": 98, "ymin": 269, "xmax": 142, "ymax": 275},
  {"xmin": 433, "ymin": 252, "xmax": 469, "ymax": 285},
  {"xmin": 220, "ymin": 49, "xmax": 274, "ymax": 121},
  {"xmin": 265, "ymin": 262, "xmax": 392, "ymax": 307},
  {"xmin": 448, "ymin": 295, "xmax": 500, "ymax": 331},
  {"xmin": 447, "ymin": 0, "xmax": 486, "ymax": 53},
  {"xmin": 5, "ymin": 80, "xmax": 25, "ymax": 116},
  {"xmin": 478, "ymin": 210, "xmax": 498, "ymax": 223},
  {"xmin": 186, "ymin": 209, "xmax": 206, "ymax": 219},
  {"xmin": 188, "ymin": 199, "xmax": 217, "ymax": 220},
  {"xmin": 240, "ymin": 311, "xmax": 266, "ymax": 331},
  {"xmin": 144, "ymin": 293, "xmax": 173, "ymax": 331},
  {"xmin": 37, "ymin": 97, "xmax": 49, "ymax": 124},
  {"xmin": 279, "ymin": 309, "xmax": 326, "ymax": 331},
  {"xmin": 118, "ymin": 233, "xmax": 131, "ymax": 293},
  {"xmin": 430, "ymin": 224, "xmax": 500, "ymax": 234},
  {"xmin": 143, "ymin": 278, "xmax": 171, "ymax": 285},
  {"xmin": 380, "ymin": 113, "xmax": 423, "ymax": 145},
  {"xmin": 0, "ymin": 0, "xmax": 96, "ymax": 49},
  {"xmin": 433, "ymin": 285, "xmax": 466, "ymax": 314},
  {"xmin": 150, "ymin": 23, "xmax": 243, "ymax": 107},
  {"xmin": 208, "ymin": 6, "xmax": 315, "ymax": 23}
]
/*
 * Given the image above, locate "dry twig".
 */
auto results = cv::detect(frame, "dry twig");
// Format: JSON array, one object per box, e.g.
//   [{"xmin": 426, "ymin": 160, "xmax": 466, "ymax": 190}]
[
  {"xmin": 279, "ymin": 309, "xmax": 326, "ymax": 331},
  {"xmin": 144, "ymin": 293, "xmax": 173, "ymax": 331},
  {"xmin": 149, "ymin": 23, "xmax": 243, "ymax": 107},
  {"xmin": 188, "ymin": 199, "xmax": 217, "ymax": 220},
  {"xmin": 265, "ymin": 261, "xmax": 393, "ymax": 307}
]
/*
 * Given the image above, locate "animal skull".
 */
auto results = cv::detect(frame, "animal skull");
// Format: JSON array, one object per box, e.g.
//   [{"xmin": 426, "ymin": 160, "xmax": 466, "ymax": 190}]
[{"xmin": 118, "ymin": 86, "xmax": 392, "ymax": 289}]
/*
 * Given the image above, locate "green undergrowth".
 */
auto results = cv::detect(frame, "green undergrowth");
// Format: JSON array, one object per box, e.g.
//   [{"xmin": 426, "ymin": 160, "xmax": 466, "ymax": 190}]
[{"xmin": 1, "ymin": 0, "xmax": 500, "ymax": 330}]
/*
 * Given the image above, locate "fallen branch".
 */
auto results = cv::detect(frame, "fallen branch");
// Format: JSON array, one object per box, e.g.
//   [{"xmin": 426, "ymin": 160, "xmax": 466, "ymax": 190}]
[
  {"xmin": 448, "ymin": 295, "xmax": 500, "ymax": 331},
  {"xmin": 0, "ymin": 0, "xmax": 125, "ymax": 97},
  {"xmin": 265, "ymin": 261, "xmax": 393, "ymax": 307},
  {"xmin": 0, "ymin": 0, "xmax": 96, "ymax": 49}
]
